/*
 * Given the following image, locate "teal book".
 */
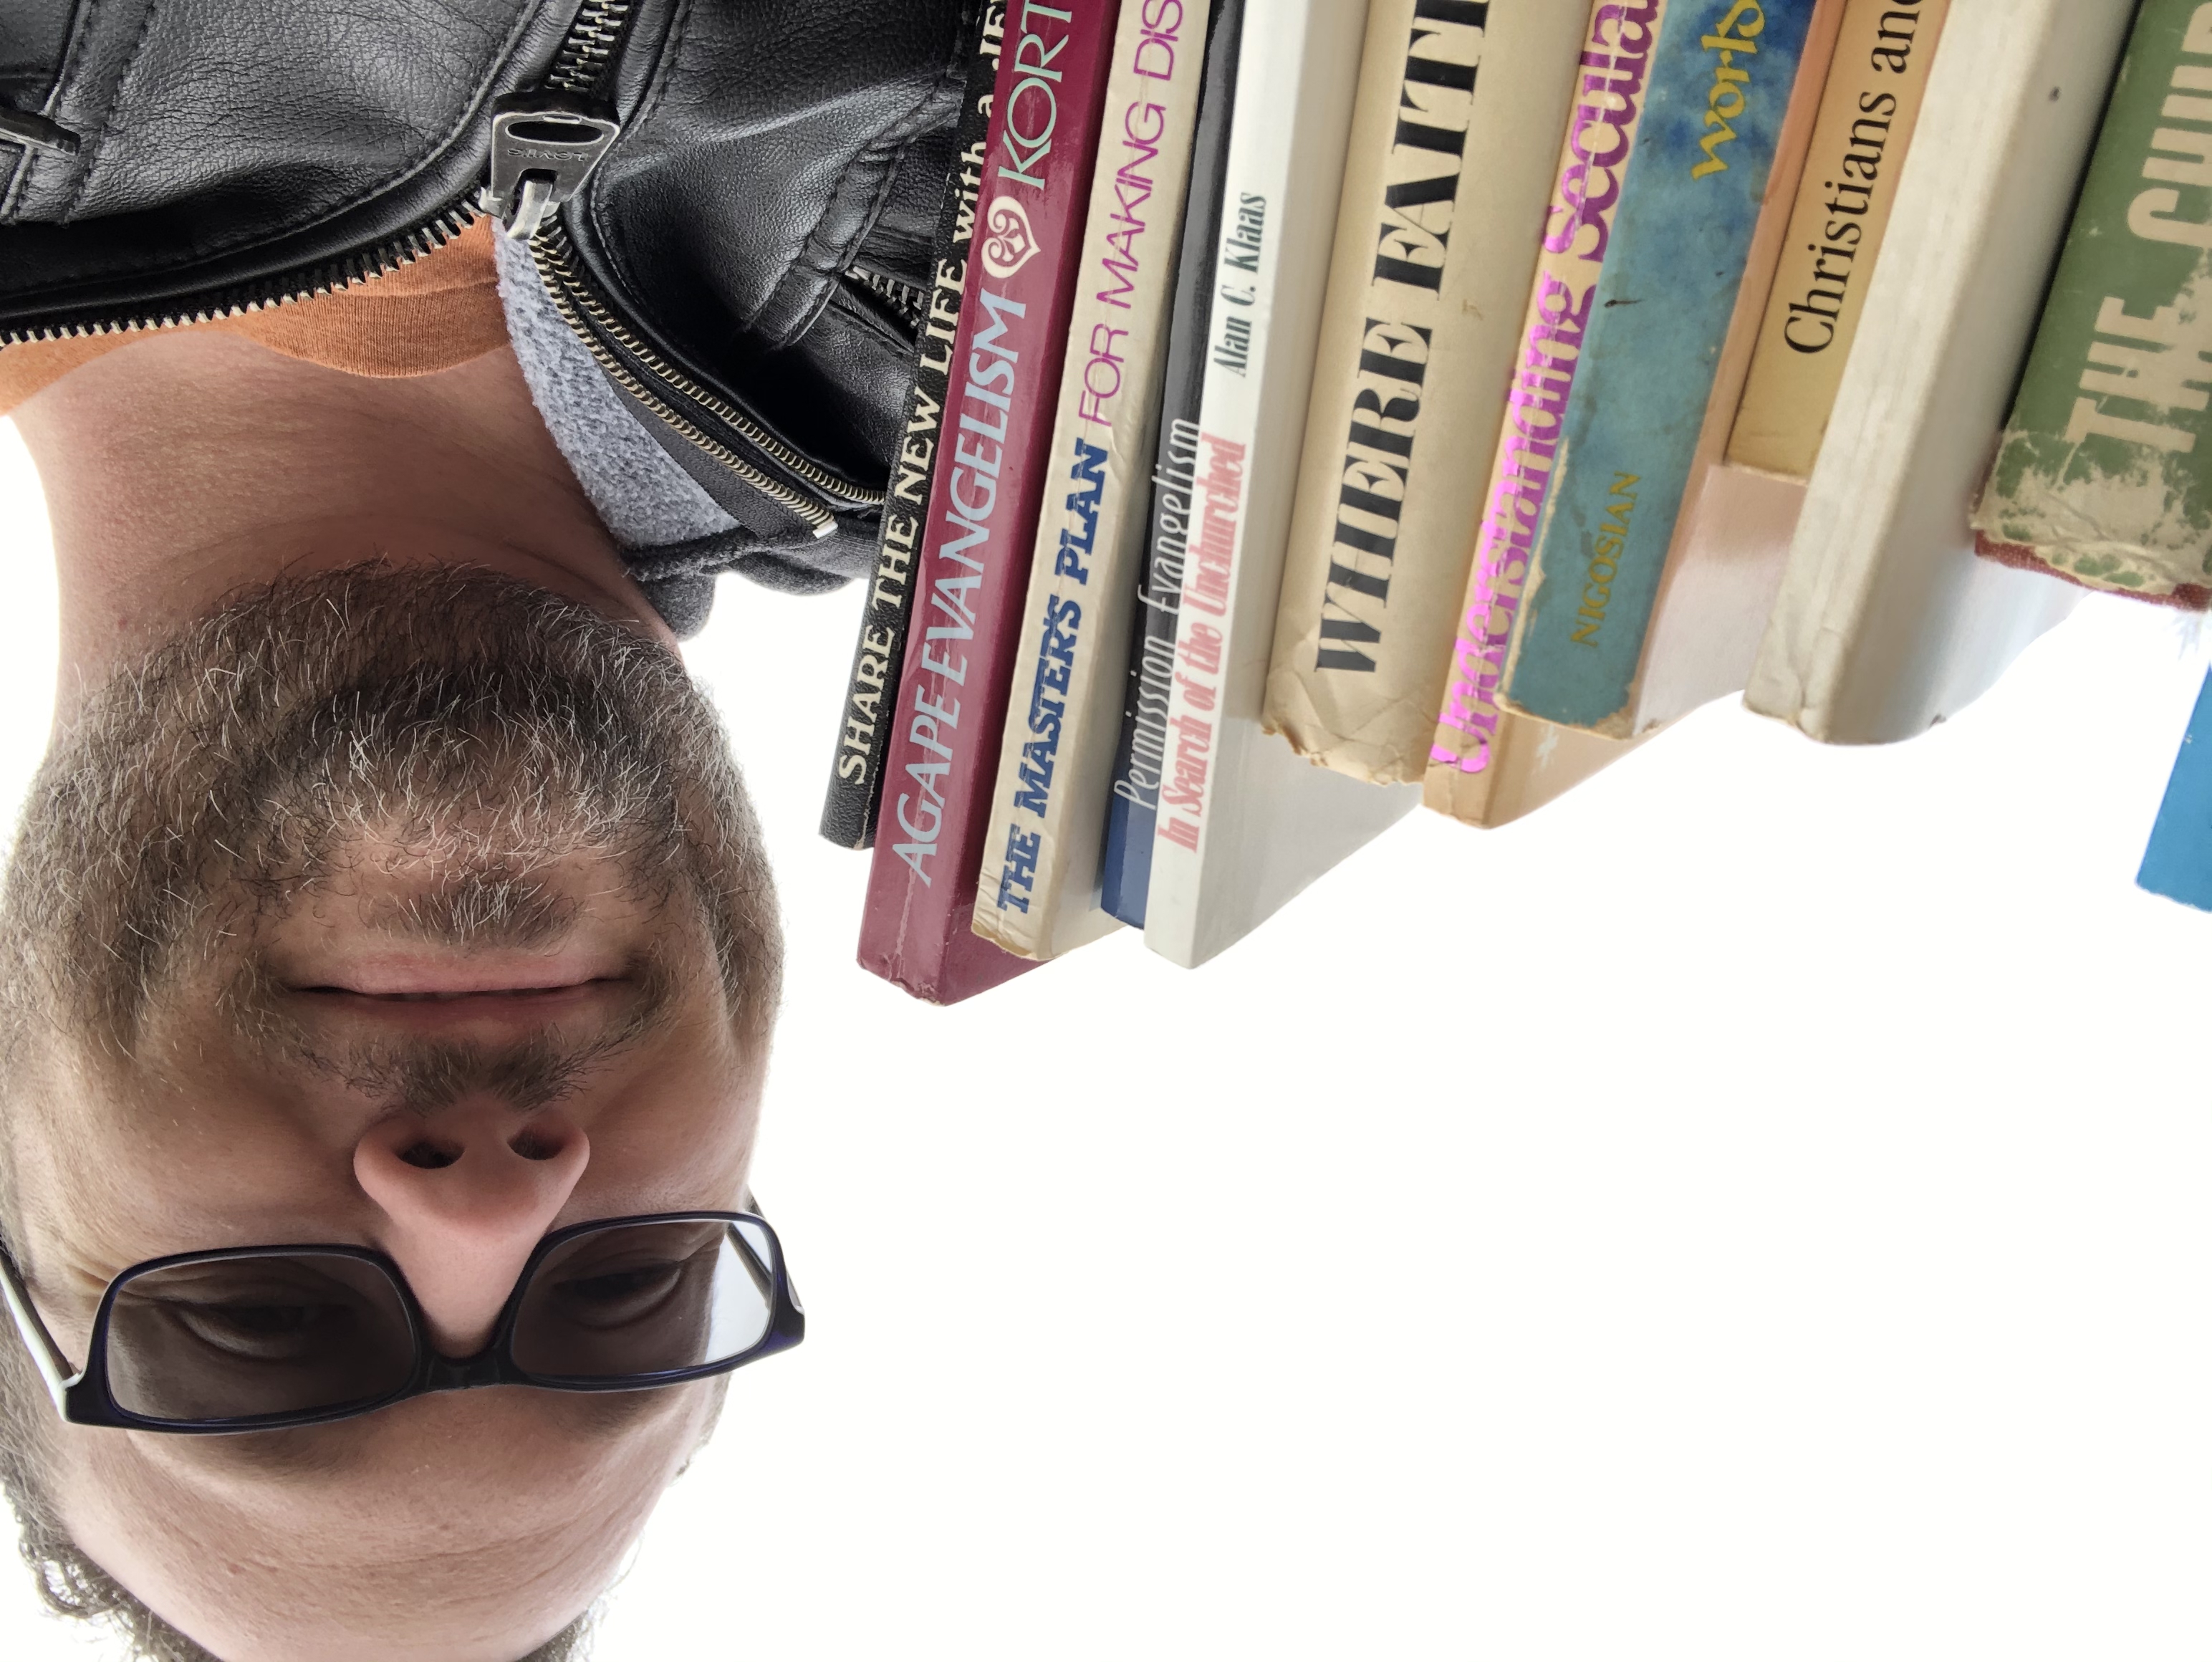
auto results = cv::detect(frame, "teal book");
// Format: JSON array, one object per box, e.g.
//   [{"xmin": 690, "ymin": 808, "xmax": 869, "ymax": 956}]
[
  {"xmin": 2140, "ymin": 668, "xmax": 2212, "ymax": 912},
  {"xmin": 1501, "ymin": 0, "xmax": 1822, "ymax": 736}
]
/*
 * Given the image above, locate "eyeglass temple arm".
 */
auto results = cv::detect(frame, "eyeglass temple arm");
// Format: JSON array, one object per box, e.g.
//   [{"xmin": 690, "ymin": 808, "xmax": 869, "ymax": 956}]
[{"xmin": 0, "ymin": 1241, "xmax": 82, "ymax": 1411}]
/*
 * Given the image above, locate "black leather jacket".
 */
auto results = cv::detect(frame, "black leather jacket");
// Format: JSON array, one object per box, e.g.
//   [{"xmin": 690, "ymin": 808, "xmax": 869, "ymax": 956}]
[{"xmin": 0, "ymin": 0, "xmax": 970, "ymax": 594}]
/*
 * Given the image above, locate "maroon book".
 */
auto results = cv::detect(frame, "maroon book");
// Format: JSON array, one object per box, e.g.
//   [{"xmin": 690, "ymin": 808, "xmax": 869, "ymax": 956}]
[{"xmin": 858, "ymin": 0, "xmax": 1124, "ymax": 1004}]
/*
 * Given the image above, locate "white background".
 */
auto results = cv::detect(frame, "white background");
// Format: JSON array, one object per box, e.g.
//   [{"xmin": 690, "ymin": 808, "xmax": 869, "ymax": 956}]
[{"xmin": 2, "ymin": 413, "xmax": 2209, "ymax": 1661}]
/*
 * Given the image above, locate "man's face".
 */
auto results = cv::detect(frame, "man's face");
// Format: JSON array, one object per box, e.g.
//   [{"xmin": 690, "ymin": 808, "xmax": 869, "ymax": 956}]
[{"xmin": 0, "ymin": 565, "xmax": 782, "ymax": 1661}]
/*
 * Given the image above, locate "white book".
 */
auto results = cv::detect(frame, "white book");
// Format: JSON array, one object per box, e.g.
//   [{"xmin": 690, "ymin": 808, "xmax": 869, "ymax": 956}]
[
  {"xmin": 1145, "ymin": 0, "xmax": 1415, "ymax": 972},
  {"xmin": 1741, "ymin": 0, "xmax": 2131, "ymax": 744},
  {"xmin": 971, "ymin": 0, "xmax": 1216, "ymax": 962}
]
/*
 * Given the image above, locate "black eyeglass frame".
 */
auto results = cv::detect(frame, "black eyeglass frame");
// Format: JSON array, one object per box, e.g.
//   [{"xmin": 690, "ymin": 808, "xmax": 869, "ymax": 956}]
[{"xmin": 0, "ymin": 1209, "xmax": 804, "ymax": 1436}]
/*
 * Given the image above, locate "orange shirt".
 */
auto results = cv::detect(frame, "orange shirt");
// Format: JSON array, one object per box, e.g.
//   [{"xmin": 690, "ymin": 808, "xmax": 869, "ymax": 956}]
[{"xmin": 0, "ymin": 218, "xmax": 507, "ymax": 415}]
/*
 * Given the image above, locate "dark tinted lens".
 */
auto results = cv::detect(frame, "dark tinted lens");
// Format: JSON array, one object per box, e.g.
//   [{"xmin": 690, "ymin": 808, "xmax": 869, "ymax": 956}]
[
  {"xmin": 511, "ymin": 1220, "xmax": 774, "ymax": 1380},
  {"xmin": 104, "ymin": 1253, "xmax": 415, "ymax": 1423}
]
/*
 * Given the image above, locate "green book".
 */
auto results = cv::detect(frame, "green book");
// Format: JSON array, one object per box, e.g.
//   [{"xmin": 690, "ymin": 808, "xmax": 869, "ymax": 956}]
[{"xmin": 1975, "ymin": 0, "xmax": 2212, "ymax": 602}]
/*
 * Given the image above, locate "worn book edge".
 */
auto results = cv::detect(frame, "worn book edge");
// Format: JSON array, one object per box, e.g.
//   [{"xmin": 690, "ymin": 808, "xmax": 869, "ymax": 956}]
[
  {"xmin": 1261, "ymin": 0, "xmax": 1589, "ymax": 785},
  {"xmin": 1971, "ymin": 0, "xmax": 2212, "ymax": 602},
  {"xmin": 1743, "ymin": 0, "xmax": 2129, "ymax": 744}
]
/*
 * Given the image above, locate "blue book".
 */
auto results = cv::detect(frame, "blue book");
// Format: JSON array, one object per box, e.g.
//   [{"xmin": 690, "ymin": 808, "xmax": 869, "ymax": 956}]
[
  {"xmin": 2140, "ymin": 668, "xmax": 2212, "ymax": 911},
  {"xmin": 1099, "ymin": 0, "xmax": 1244, "ymax": 927},
  {"xmin": 1501, "ymin": 0, "xmax": 1822, "ymax": 736}
]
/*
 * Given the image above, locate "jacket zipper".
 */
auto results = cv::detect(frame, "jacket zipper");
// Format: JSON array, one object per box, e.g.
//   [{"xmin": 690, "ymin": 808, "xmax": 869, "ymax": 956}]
[
  {"xmin": 847, "ymin": 266, "xmax": 930, "ymax": 334},
  {"xmin": 489, "ymin": 0, "xmax": 875, "ymax": 535},
  {"xmin": 542, "ymin": 0, "xmax": 635, "ymax": 92},
  {"xmin": 0, "ymin": 200, "xmax": 483, "ymax": 346},
  {"xmin": 524, "ymin": 222, "xmax": 872, "ymax": 533},
  {"xmin": 0, "ymin": 0, "xmax": 597, "ymax": 350},
  {"xmin": 6, "ymin": 0, "xmax": 877, "ymax": 536}
]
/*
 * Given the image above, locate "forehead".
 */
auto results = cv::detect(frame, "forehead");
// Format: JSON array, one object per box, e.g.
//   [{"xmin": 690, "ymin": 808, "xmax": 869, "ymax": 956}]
[{"xmin": 49, "ymin": 1379, "xmax": 721, "ymax": 1658}]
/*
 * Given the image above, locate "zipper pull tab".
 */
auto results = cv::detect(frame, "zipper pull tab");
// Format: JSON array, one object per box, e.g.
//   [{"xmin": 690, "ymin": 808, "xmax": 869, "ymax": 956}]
[
  {"xmin": 484, "ymin": 94, "xmax": 621, "ymax": 241},
  {"xmin": 0, "ymin": 107, "xmax": 80, "ymax": 155}
]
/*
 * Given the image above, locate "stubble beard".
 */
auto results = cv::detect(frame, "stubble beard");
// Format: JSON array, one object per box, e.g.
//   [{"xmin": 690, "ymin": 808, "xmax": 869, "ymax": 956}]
[{"xmin": 0, "ymin": 562, "xmax": 782, "ymax": 1092}]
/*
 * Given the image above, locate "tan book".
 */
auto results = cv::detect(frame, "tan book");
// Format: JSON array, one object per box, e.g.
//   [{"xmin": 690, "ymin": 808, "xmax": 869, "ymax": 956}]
[
  {"xmin": 1421, "ymin": 714, "xmax": 1643, "ymax": 828},
  {"xmin": 1261, "ymin": 0, "xmax": 1590, "ymax": 787},
  {"xmin": 968, "ymin": 0, "xmax": 1216, "ymax": 961},
  {"xmin": 1729, "ymin": 0, "xmax": 1952, "ymax": 479}
]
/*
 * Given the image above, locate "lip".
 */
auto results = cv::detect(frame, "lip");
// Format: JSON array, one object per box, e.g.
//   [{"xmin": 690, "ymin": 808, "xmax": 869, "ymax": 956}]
[
  {"xmin": 305, "ymin": 951, "xmax": 627, "ymax": 998},
  {"xmin": 288, "ymin": 981, "xmax": 630, "ymax": 1040}
]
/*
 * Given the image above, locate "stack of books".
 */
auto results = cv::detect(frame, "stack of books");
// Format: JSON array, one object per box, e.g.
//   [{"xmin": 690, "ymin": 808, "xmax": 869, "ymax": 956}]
[{"xmin": 816, "ymin": 0, "xmax": 2212, "ymax": 1004}]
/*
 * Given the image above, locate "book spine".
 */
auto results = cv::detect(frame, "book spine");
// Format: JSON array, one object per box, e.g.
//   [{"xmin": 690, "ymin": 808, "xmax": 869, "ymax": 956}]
[
  {"xmin": 1263, "ymin": 0, "xmax": 1590, "ymax": 786},
  {"xmin": 856, "ymin": 0, "xmax": 1123, "ymax": 1004},
  {"xmin": 1428, "ymin": 0, "xmax": 1663, "ymax": 785},
  {"xmin": 1497, "ymin": 0, "xmax": 1822, "ymax": 736},
  {"xmin": 1727, "ymin": 0, "xmax": 1949, "ymax": 479},
  {"xmin": 1145, "ymin": 0, "xmax": 1375, "ymax": 964},
  {"xmin": 1099, "ymin": 0, "xmax": 1246, "ymax": 928},
  {"xmin": 972, "ymin": 0, "xmax": 1218, "ymax": 960},
  {"xmin": 1744, "ymin": 0, "xmax": 2131, "ymax": 744},
  {"xmin": 2139, "ymin": 666, "xmax": 2212, "ymax": 912},
  {"xmin": 1974, "ymin": 0, "xmax": 2212, "ymax": 602},
  {"xmin": 1147, "ymin": 32, "xmax": 1279, "ymax": 909},
  {"xmin": 819, "ymin": 3, "xmax": 1006, "ymax": 850},
  {"xmin": 1147, "ymin": 421, "xmax": 1244, "ymax": 911}
]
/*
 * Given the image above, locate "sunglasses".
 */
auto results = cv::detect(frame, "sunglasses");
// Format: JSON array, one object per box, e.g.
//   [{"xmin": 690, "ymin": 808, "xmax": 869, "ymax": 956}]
[{"xmin": 0, "ymin": 1211, "xmax": 802, "ymax": 1434}]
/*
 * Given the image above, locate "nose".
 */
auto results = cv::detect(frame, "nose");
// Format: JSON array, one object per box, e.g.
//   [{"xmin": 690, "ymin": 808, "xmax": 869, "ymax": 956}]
[{"xmin": 353, "ymin": 1100, "xmax": 591, "ymax": 1355}]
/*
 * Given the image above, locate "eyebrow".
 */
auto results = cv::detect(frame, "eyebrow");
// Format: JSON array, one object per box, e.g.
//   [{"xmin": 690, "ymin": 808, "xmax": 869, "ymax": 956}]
[
  {"xmin": 161, "ymin": 1417, "xmax": 378, "ymax": 1478},
  {"xmin": 159, "ymin": 1380, "xmax": 683, "ymax": 1480}
]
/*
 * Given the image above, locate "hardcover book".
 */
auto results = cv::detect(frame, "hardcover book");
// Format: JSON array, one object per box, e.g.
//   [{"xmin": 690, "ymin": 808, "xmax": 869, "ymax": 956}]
[
  {"xmin": 1143, "ymin": 0, "xmax": 1419, "ymax": 973},
  {"xmin": 1098, "ymin": 0, "xmax": 1247, "ymax": 928},
  {"xmin": 819, "ymin": 2, "xmax": 1006, "ymax": 850},
  {"xmin": 1262, "ymin": 0, "xmax": 1592, "ymax": 788},
  {"xmin": 971, "ymin": 0, "xmax": 1219, "ymax": 961},
  {"xmin": 856, "ymin": 0, "xmax": 1124, "ymax": 1004},
  {"xmin": 2139, "ymin": 666, "xmax": 2212, "ymax": 911},
  {"xmin": 1495, "ymin": 0, "xmax": 1836, "ymax": 740},
  {"xmin": 1973, "ymin": 0, "xmax": 2212, "ymax": 607},
  {"xmin": 1728, "ymin": 0, "xmax": 1951, "ymax": 481},
  {"xmin": 1745, "ymin": 0, "xmax": 2134, "ymax": 744}
]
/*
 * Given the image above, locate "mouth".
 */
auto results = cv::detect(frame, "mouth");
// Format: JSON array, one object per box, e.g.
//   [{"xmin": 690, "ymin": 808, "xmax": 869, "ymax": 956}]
[
  {"xmin": 291, "ymin": 962, "xmax": 635, "ymax": 1030},
  {"xmin": 305, "ymin": 950, "xmax": 629, "ymax": 999},
  {"xmin": 334, "ymin": 986, "xmax": 599, "ymax": 1001}
]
